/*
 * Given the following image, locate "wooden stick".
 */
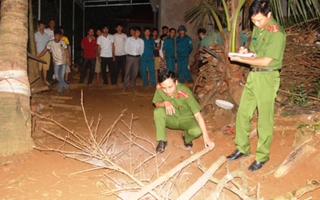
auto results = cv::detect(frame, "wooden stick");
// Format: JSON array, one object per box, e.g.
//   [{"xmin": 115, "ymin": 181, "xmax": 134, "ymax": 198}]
[
  {"xmin": 274, "ymin": 138, "xmax": 315, "ymax": 178},
  {"xmin": 30, "ymin": 76, "xmax": 40, "ymax": 85},
  {"xmin": 208, "ymin": 169, "xmax": 250, "ymax": 200},
  {"xmin": 177, "ymin": 156, "xmax": 226, "ymax": 200},
  {"xmin": 278, "ymin": 89, "xmax": 320, "ymax": 102},
  {"xmin": 50, "ymin": 103, "xmax": 82, "ymax": 110},
  {"xmin": 272, "ymin": 180, "xmax": 320, "ymax": 199},
  {"xmin": 129, "ymin": 147, "xmax": 212, "ymax": 200},
  {"xmin": 198, "ymin": 166, "xmax": 243, "ymax": 197},
  {"xmin": 28, "ymin": 52, "xmax": 47, "ymax": 63},
  {"xmin": 50, "ymin": 95, "xmax": 73, "ymax": 100},
  {"xmin": 31, "ymin": 86, "xmax": 49, "ymax": 94}
]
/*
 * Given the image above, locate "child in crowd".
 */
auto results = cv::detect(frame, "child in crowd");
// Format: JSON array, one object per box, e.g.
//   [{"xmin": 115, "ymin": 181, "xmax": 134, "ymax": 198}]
[
  {"xmin": 38, "ymin": 29, "xmax": 71, "ymax": 95},
  {"xmin": 58, "ymin": 26, "xmax": 71, "ymax": 83}
]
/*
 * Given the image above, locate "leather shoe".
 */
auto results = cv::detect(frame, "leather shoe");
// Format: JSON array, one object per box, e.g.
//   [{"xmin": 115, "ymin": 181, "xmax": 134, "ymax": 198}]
[
  {"xmin": 227, "ymin": 149, "xmax": 250, "ymax": 161},
  {"xmin": 248, "ymin": 159, "xmax": 269, "ymax": 172},
  {"xmin": 156, "ymin": 141, "xmax": 167, "ymax": 154},
  {"xmin": 182, "ymin": 133, "xmax": 193, "ymax": 148}
]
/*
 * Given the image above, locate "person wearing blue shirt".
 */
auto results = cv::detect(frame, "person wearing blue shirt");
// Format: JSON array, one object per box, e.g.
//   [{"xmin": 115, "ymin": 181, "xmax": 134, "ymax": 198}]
[
  {"xmin": 176, "ymin": 25, "xmax": 193, "ymax": 83},
  {"xmin": 140, "ymin": 27, "xmax": 156, "ymax": 88},
  {"xmin": 162, "ymin": 28, "xmax": 176, "ymax": 72}
]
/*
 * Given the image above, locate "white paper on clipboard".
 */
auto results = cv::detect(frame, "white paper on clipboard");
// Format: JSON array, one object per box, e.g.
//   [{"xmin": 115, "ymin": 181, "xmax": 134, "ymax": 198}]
[{"xmin": 228, "ymin": 52, "xmax": 257, "ymax": 57}]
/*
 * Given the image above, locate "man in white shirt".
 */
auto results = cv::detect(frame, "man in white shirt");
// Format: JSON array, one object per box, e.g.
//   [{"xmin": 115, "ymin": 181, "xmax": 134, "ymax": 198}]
[
  {"xmin": 44, "ymin": 19, "xmax": 55, "ymax": 41},
  {"xmin": 123, "ymin": 27, "xmax": 144, "ymax": 91},
  {"xmin": 113, "ymin": 23, "xmax": 127, "ymax": 84},
  {"xmin": 35, "ymin": 20, "xmax": 51, "ymax": 85},
  {"xmin": 97, "ymin": 25, "xmax": 115, "ymax": 85},
  {"xmin": 44, "ymin": 19, "xmax": 55, "ymax": 82}
]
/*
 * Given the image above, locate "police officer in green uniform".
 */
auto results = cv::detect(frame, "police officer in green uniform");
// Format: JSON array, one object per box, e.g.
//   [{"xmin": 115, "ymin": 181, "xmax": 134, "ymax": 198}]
[
  {"xmin": 227, "ymin": 0, "xmax": 286, "ymax": 172},
  {"xmin": 152, "ymin": 69, "xmax": 215, "ymax": 153}
]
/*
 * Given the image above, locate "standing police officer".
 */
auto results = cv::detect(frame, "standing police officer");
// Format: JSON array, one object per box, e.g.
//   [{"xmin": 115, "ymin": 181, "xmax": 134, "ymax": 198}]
[
  {"xmin": 176, "ymin": 25, "xmax": 193, "ymax": 84},
  {"xmin": 227, "ymin": 0, "xmax": 286, "ymax": 172},
  {"xmin": 140, "ymin": 27, "xmax": 156, "ymax": 88},
  {"xmin": 153, "ymin": 69, "xmax": 215, "ymax": 154},
  {"xmin": 163, "ymin": 28, "xmax": 176, "ymax": 72}
]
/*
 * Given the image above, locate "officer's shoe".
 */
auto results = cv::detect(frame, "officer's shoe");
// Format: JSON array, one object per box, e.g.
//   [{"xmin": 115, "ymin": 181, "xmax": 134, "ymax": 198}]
[
  {"xmin": 227, "ymin": 149, "xmax": 250, "ymax": 161},
  {"xmin": 248, "ymin": 159, "xmax": 269, "ymax": 172},
  {"xmin": 156, "ymin": 141, "xmax": 167, "ymax": 154},
  {"xmin": 182, "ymin": 133, "xmax": 193, "ymax": 148}
]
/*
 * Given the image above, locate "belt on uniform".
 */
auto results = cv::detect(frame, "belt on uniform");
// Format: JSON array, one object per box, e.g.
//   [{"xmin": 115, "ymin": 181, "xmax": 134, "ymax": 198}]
[
  {"xmin": 251, "ymin": 68, "xmax": 280, "ymax": 72},
  {"xmin": 128, "ymin": 54, "xmax": 140, "ymax": 57}
]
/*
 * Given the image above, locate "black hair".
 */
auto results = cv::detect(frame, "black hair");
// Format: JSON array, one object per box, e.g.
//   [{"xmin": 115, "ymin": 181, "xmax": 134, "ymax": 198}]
[
  {"xmin": 48, "ymin": 19, "xmax": 55, "ymax": 23},
  {"xmin": 169, "ymin": 28, "xmax": 176, "ymax": 32},
  {"xmin": 160, "ymin": 34, "xmax": 167, "ymax": 40},
  {"xmin": 37, "ymin": 20, "xmax": 45, "ymax": 25},
  {"xmin": 197, "ymin": 28, "xmax": 206, "ymax": 35},
  {"xmin": 54, "ymin": 29, "xmax": 62, "ymax": 35},
  {"xmin": 158, "ymin": 69, "xmax": 176, "ymax": 83},
  {"xmin": 249, "ymin": 0, "xmax": 271, "ymax": 17},
  {"xmin": 162, "ymin": 26, "xmax": 169, "ymax": 30},
  {"xmin": 152, "ymin": 28, "xmax": 159, "ymax": 32},
  {"xmin": 115, "ymin": 23, "xmax": 123, "ymax": 28},
  {"xmin": 102, "ymin": 25, "xmax": 109, "ymax": 29},
  {"xmin": 143, "ymin": 27, "xmax": 151, "ymax": 32},
  {"xmin": 133, "ymin": 27, "xmax": 141, "ymax": 32}
]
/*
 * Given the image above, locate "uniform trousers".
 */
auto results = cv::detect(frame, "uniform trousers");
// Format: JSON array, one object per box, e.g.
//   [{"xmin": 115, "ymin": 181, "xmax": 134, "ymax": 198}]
[
  {"xmin": 235, "ymin": 71, "xmax": 280, "ymax": 162},
  {"xmin": 123, "ymin": 55, "xmax": 140, "ymax": 89},
  {"xmin": 140, "ymin": 59, "xmax": 156, "ymax": 87},
  {"xmin": 177, "ymin": 54, "xmax": 193, "ymax": 83},
  {"xmin": 166, "ymin": 56, "xmax": 175, "ymax": 72},
  {"xmin": 154, "ymin": 107, "xmax": 202, "ymax": 143}
]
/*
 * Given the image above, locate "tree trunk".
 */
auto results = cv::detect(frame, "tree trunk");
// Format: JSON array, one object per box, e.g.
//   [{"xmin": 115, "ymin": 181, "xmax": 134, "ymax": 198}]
[{"xmin": 0, "ymin": 0, "xmax": 34, "ymax": 156}]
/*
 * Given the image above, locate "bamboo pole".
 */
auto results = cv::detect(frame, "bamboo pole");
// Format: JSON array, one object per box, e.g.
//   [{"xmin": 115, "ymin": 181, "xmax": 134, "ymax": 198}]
[
  {"xmin": 129, "ymin": 147, "xmax": 212, "ymax": 200},
  {"xmin": 177, "ymin": 156, "xmax": 226, "ymax": 200}
]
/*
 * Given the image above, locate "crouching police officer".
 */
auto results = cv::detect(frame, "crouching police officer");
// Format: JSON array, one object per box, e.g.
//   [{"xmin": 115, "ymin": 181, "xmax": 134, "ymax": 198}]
[{"xmin": 152, "ymin": 69, "xmax": 215, "ymax": 153}]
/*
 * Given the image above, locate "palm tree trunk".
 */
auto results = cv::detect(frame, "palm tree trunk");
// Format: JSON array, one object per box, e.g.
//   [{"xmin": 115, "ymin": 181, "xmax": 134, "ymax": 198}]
[{"xmin": 0, "ymin": 0, "xmax": 34, "ymax": 156}]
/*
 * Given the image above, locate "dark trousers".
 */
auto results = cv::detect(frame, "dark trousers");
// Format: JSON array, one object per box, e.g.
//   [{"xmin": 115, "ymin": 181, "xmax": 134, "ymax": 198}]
[
  {"xmin": 123, "ymin": 55, "xmax": 140, "ymax": 89},
  {"xmin": 101, "ymin": 57, "xmax": 114, "ymax": 85},
  {"xmin": 47, "ymin": 55, "xmax": 55, "ymax": 81},
  {"xmin": 79, "ymin": 58, "xmax": 95, "ymax": 85},
  {"xmin": 114, "ymin": 55, "xmax": 126, "ymax": 83}
]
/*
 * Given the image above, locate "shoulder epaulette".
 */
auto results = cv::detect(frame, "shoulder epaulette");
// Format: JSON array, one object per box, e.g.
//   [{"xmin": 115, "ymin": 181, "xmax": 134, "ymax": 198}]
[{"xmin": 177, "ymin": 90, "xmax": 189, "ymax": 99}]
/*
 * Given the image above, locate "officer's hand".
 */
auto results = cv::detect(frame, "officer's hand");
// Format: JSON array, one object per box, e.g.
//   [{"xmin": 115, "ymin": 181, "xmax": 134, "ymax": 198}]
[
  {"xmin": 163, "ymin": 101, "xmax": 175, "ymax": 115},
  {"xmin": 238, "ymin": 46, "xmax": 248, "ymax": 54},
  {"xmin": 203, "ymin": 136, "xmax": 215, "ymax": 150}
]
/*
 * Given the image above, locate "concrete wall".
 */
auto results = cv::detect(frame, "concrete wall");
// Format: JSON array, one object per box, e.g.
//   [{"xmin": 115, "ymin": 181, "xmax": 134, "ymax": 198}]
[{"xmin": 159, "ymin": 0, "xmax": 202, "ymax": 64}]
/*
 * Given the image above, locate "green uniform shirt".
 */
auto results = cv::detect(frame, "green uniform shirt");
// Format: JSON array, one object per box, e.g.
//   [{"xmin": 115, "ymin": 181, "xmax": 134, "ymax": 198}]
[
  {"xmin": 249, "ymin": 17, "xmax": 286, "ymax": 69},
  {"xmin": 152, "ymin": 83, "xmax": 200, "ymax": 117}
]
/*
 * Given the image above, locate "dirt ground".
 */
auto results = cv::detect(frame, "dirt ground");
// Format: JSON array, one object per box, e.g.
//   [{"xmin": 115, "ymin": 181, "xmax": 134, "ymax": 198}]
[{"xmin": 1, "ymin": 73, "xmax": 320, "ymax": 200}]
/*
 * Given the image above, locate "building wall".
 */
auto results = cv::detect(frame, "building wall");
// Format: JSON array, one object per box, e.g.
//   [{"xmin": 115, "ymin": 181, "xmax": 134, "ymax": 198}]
[{"xmin": 159, "ymin": 0, "xmax": 202, "ymax": 65}]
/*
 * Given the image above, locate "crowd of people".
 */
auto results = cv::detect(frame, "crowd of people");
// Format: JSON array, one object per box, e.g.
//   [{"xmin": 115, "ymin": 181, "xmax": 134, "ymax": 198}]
[{"xmin": 35, "ymin": 21, "xmax": 197, "ymax": 94}]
